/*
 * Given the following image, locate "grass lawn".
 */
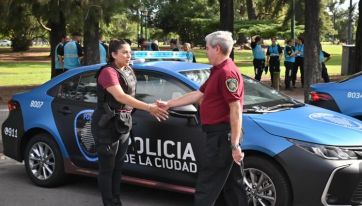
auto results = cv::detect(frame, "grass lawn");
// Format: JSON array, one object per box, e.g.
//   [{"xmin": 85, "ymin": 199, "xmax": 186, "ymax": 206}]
[
  {"xmin": 0, "ymin": 62, "xmax": 51, "ymax": 86},
  {"xmin": 0, "ymin": 43, "xmax": 343, "ymax": 86},
  {"xmin": 194, "ymin": 43, "xmax": 343, "ymax": 78}
]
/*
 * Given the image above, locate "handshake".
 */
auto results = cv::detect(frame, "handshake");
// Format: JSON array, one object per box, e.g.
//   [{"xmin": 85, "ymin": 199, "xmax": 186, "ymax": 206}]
[{"xmin": 147, "ymin": 100, "xmax": 171, "ymax": 122}]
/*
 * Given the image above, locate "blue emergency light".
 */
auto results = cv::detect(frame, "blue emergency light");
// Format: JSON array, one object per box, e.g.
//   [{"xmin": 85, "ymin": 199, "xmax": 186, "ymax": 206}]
[{"xmin": 132, "ymin": 51, "xmax": 188, "ymax": 60}]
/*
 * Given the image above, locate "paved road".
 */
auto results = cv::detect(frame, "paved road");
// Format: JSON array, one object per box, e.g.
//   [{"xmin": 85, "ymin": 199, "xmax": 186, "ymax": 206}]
[{"xmin": 0, "ymin": 156, "xmax": 202, "ymax": 206}]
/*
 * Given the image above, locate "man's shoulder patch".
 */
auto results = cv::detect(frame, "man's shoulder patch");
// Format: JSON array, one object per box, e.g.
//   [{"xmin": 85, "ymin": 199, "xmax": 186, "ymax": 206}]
[{"xmin": 225, "ymin": 78, "xmax": 238, "ymax": 93}]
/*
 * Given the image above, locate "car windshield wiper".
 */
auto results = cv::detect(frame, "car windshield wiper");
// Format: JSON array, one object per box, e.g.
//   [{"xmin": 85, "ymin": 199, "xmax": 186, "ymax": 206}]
[
  {"xmin": 264, "ymin": 102, "xmax": 304, "ymax": 111},
  {"xmin": 243, "ymin": 106, "xmax": 275, "ymax": 113}
]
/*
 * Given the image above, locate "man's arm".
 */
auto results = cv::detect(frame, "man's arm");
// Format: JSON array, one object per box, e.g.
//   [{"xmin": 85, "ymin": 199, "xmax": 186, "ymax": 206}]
[
  {"xmin": 107, "ymin": 85, "xmax": 168, "ymax": 121},
  {"xmin": 158, "ymin": 91, "xmax": 204, "ymax": 110},
  {"xmin": 229, "ymin": 100, "xmax": 244, "ymax": 165}
]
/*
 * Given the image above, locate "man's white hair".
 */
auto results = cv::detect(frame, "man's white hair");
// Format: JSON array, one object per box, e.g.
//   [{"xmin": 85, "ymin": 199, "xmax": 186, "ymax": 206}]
[{"xmin": 205, "ymin": 31, "xmax": 234, "ymax": 55}]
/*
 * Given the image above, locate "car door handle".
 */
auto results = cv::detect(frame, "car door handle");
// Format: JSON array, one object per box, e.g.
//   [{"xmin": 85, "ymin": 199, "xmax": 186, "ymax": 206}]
[{"xmin": 59, "ymin": 107, "xmax": 73, "ymax": 115}]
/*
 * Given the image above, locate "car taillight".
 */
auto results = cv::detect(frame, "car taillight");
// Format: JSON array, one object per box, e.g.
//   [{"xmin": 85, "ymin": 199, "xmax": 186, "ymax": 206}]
[
  {"xmin": 310, "ymin": 92, "xmax": 332, "ymax": 102},
  {"xmin": 8, "ymin": 100, "xmax": 19, "ymax": 111}
]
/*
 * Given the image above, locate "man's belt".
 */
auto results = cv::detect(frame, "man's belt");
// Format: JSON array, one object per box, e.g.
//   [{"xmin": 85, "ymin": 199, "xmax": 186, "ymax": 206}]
[{"xmin": 202, "ymin": 123, "xmax": 230, "ymax": 132}]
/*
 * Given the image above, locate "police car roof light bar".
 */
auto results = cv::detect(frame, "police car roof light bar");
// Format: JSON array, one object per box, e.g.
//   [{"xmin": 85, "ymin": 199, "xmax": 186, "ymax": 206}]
[{"xmin": 132, "ymin": 51, "xmax": 188, "ymax": 60}]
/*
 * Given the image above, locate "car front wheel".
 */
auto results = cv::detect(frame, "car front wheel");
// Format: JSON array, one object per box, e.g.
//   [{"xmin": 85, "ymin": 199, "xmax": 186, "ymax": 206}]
[
  {"xmin": 24, "ymin": 133, "xmax": 66, "ymax": 187},
  {"xmin": 244, "ymin": 156, "xmax": 292, "ymax": 206}
]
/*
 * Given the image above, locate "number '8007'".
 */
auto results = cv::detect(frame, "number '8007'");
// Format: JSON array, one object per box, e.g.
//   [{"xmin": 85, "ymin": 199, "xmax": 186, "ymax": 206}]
[
  {"xmin": 4, "ymin": 127, "xmax": 18, "ymax": 138},
  {"xmin": 30, "ymin": 100, "xmax": 44, "ymax": 108}
]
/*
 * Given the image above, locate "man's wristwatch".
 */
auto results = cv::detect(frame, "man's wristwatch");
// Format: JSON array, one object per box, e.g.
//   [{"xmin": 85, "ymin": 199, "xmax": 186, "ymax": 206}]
[{"xmin": 230, "ymin": 144, "xmax": 240, "ymax": 150}]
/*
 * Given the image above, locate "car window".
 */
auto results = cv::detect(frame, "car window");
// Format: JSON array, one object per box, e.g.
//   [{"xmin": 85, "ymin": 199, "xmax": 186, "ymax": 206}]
[
  {"xmin": 243, "ymin": 76, "xmax": 295, "ymax": 108},
  {"xmin": 179, "ymin": 69, "xmax": 211, "ymax": 85},
  {"xmin": 338, "ymin": 71, "xmax": 362, "ymax": 83},
  {"xmin": 135, "ymin": 72, "xmax": 192, "ymax": 103},
  {"xmin": 56, "ymin": 72, "xmax": 97, "ymax": 103}
]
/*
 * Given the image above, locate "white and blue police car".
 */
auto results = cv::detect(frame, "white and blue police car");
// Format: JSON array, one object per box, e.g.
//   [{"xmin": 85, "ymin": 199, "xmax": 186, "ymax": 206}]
[
  {"xmin": 309, "ymin": 71, "xmax": 362, "ymax": 121},
  {"xmin": 2, "ymin": 52, "xmax": 362, "ymax": 206}
]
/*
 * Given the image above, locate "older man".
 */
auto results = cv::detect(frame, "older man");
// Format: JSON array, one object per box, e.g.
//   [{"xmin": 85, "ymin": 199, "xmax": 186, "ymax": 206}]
[{"xmin": 157, "ymin": 31, "xmax": 247, "ymax": 206}]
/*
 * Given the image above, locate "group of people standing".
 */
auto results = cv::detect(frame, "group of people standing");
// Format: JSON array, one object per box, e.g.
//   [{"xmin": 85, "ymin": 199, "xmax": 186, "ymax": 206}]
[
  {"xmin": 138, "ymin": 37, "xmax": 197, "ymax": 63},
  {"xmin": 54, "ymin": 36, "xmax": 197, "ymax": 78},
  {"xmin": 251, "ymin": 35, "xmax": 331, "ymax": 90},
  {"xmin": 54, "ymin": 32, "xmax": 108, "ymax": 77}
]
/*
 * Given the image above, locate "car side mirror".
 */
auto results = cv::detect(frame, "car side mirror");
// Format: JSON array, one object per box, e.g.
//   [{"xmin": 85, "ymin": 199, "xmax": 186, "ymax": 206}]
[
  {"xmin": 169, "ymin": 104, "xmax": 199, "ymax": 124},
  {"xmin": 170, "ymin": 104, "xmax": 197, "ymax": 115}
]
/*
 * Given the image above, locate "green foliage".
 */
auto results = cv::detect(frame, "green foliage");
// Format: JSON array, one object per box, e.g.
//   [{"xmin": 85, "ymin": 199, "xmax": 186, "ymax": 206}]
[
  {"xmin": 235, "ymin": 20, "xmax": 304, "ymax": 39},
  {"xmin": 153, "ymin": 0, "xmax": 219, "ymax": 43},
  {"xmin": 0, "ymin": 1, "xmax": 44, "ymax": 51},
  {"xmin": 178, "ymin": 18, "xmax": 219, "ymax": 46},
  {"xmin": 101, "ymin": 14, "xmax": 138, "ymax": 41}
]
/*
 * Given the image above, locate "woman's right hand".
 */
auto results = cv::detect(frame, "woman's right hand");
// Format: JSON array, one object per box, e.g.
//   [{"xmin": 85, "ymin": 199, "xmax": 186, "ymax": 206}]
[{"xmin": 148, "ymin": 104, "xmax": 169, "ymax": 121}]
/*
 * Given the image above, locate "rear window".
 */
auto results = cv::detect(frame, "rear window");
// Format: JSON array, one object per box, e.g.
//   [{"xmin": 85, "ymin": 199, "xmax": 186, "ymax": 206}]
[{"xmin": 338, "ymin": 71, "xmax": 362, "ymax": 83}]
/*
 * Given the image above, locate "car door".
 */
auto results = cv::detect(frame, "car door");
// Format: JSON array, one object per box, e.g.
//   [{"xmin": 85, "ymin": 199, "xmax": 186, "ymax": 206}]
[
  {"xmin": 123, "ymin": 70, "xmax": 206, "ymax": 187},
  {"xmin": 51, "ymin": 71, "xmax": 98, "ymax": 169}
]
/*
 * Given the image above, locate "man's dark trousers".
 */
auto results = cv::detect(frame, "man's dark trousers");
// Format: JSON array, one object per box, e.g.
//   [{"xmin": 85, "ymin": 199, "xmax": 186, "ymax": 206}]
[{"xmin": 194, "ymin": 125, "xmax": 248, "ymax": 206}]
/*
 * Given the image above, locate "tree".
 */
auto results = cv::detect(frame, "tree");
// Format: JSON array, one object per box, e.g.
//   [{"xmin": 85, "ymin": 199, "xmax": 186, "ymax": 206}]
[
  {"xmin": 304, "ymin": 0, "xmax": 321, "ymax": 101},
  {"xmin": 83, "ymin": 3, "xmax": 101, "ymax": 65},
  {"xmin": 246, "ymin": 0, "xmax": 257, "ymax": 20},
  {"xmin": 81, "ymin": 0, "xmax": 133, "ymax": 66},
  {"xmin": 354, "ymin": 0, "xmax": 362, "ymax": 72},
  {"xmin": 219, "ymin": 0, "xmax": 234, "ymax": 59},
  {"xmin": 31, "ymin": 0, "xmax": 69, "ymax": 77},
  {"xmin": 0, "ymin": 1, "xmax": 41, "ymax": 51}
]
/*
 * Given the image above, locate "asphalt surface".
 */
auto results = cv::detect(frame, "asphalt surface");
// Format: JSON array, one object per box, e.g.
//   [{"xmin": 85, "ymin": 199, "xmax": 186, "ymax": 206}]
[{"xmin": 0, "ymin": 156, "xmax": 199, "ymax": 206}]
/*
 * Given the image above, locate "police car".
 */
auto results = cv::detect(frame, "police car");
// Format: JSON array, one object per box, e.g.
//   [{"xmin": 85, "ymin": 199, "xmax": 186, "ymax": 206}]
[
  {"xmin": 2, "ymin": 52, "xmax": 362, "ymax": 206},
  {"xmin": 309, "ymin": 71, "xmax": 362, "ymax": 121}
]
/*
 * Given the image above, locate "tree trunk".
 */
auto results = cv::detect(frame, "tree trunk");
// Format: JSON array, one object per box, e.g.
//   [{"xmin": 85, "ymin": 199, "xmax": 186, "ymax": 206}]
[
  {"xmin": 304, "ymin": 0, "xmax": 321, "ymax": 101},
  {"xmin": 49, "ymin": 12, "xmax": 66, "ymax": 78},
  {"xmin": 354, "ymin": 0, "xmax": 362, "ymax": 73},
  {"xmin": 219, "ymin": 0, "xmax": 234, "ymax": 60},
  {"xmin": 246, "ymin": 0, "xmax": 257, "ymax": 20},
  {"xmin": 83, "ymin": 6, "xmax": 100, "ymax": 66}
]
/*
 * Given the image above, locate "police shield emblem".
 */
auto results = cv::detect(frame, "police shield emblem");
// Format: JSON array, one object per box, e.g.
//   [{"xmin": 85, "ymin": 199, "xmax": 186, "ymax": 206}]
[{"xmin": 226, "ymin": 78, "xmax": 238, "ymax": 93}]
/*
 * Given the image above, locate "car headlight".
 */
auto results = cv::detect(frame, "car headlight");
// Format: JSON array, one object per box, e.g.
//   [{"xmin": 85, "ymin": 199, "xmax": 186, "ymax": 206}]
[{"xmin": 289, "ymin": 139, "xmax": 359, "ymax": 160}]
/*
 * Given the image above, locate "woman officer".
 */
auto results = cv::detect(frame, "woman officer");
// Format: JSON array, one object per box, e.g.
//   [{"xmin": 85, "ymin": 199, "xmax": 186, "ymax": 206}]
[{"xmin": 91, "ymin": 39, "xmax": 168, "ymax": 206}]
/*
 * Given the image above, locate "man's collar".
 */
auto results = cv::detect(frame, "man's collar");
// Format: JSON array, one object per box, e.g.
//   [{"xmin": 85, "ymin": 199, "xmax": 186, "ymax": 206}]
[{"xmin": 212, "ymin": 58, "xmax": 230, "ymax": 70}]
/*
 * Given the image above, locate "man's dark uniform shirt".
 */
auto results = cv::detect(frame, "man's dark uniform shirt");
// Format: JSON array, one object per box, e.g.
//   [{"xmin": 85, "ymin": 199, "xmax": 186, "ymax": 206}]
[{"xmin": 199, "ymin": 58, "xmax": 244, "ymax": 125}]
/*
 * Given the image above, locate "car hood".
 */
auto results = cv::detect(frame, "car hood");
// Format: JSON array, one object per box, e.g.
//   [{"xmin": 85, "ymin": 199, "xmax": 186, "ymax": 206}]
[{"xmin": 249, "ymin": 105, "xmax": 362, "ymax": 146}]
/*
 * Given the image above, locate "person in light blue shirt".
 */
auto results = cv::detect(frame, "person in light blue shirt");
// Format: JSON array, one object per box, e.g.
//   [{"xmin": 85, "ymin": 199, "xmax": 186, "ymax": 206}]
[
  {"xmin": 99, "ymin": 35, "xmax": 108, "ymax": 64},
  {"xmin": 183, "ymin": 43, "xmax": 196, "ymax": 63},
  {"xmin": 292, "ymin": 36, "xmax": 304, "ymax": 87},
  {"xmin": 59, "ymin": 32, "xmax": 83, "ymax": 70},
  {"xmin": 53, "ymin": 35, "xmax": 67, "ymax": 77},
  {"xmin": 251, "ymin": 36, "xmax": 266, "ymax": 81},
  {"xmin": 284, "ymin": 39, "xmax": 299, "ymax": 90},
  {"xmin": 320, "ymin": 45, "xmax": 331, "ymax": 83},
  {"xmin": 266, "ymin": 37, "xmax": 283, "ymax": 86}
]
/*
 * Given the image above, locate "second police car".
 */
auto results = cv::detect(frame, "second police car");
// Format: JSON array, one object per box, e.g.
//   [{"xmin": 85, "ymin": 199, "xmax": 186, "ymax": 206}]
[
  {"xmin": 309, "ymin": 71, "xmax": 362, "ymax": 121},
  {"xmin": 2, "ymin": 51, "xmax": 362, "ymax": 206}
]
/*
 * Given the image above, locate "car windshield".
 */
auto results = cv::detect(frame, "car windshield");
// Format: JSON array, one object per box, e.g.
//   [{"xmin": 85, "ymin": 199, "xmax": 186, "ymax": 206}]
[
  {"xmin": 180, "ymin": 69, "xmax": 211, "ymax": 85},
  {"xmin": 337, "ymin": 71, "xmax": 362, "ymax": 83},
  {"xmin": 180, "ymin": 68, "xmax": 301, "ymax": 112}
]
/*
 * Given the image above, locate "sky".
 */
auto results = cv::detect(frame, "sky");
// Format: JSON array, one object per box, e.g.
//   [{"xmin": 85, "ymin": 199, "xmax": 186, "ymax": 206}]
[{"xmin": 339, "ymin": 0, "xmax": 359, "ymax": 9}]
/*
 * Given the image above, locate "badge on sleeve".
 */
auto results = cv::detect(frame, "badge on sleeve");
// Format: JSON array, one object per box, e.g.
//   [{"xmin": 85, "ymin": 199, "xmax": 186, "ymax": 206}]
[{"xmin": 225, "ymin": 78, "xmax": 238, "ymax": 93}]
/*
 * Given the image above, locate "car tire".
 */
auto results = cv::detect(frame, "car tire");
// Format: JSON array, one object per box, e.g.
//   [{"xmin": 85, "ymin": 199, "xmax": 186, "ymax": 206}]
[
  {"xmin": 244, "ymin": 155, "xmax": 292, "ymax": 206},
  {"xmin": 24, "ymin": 133, "xmax": 66, "ymax": 187}
]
